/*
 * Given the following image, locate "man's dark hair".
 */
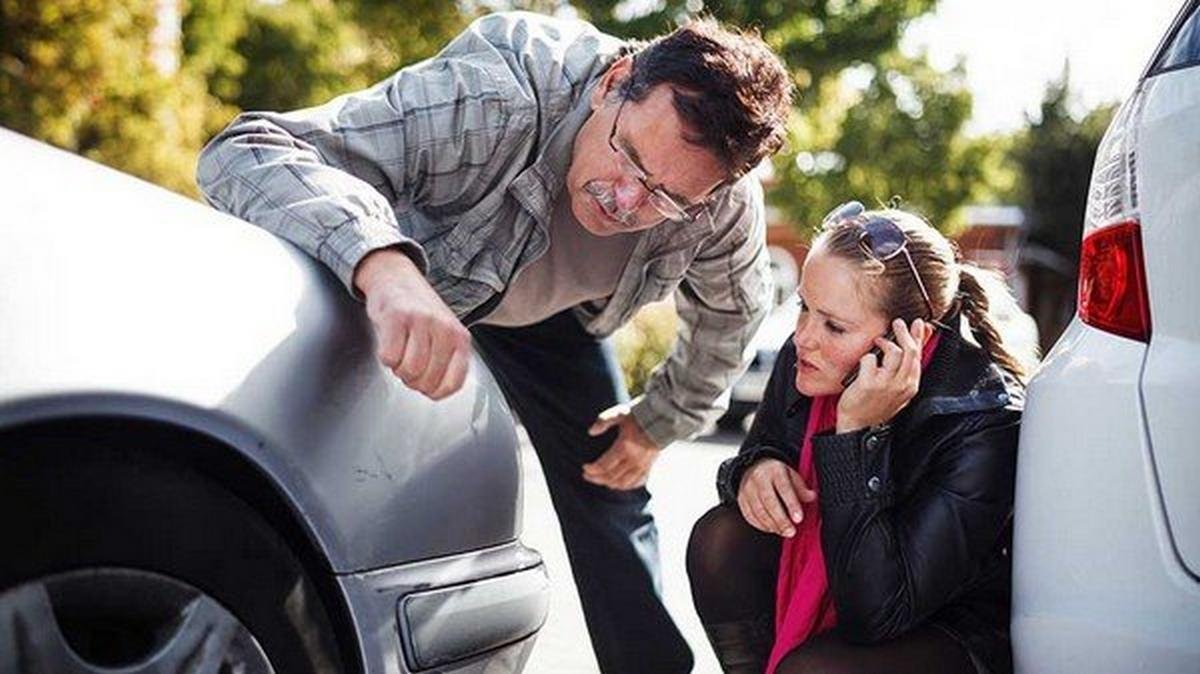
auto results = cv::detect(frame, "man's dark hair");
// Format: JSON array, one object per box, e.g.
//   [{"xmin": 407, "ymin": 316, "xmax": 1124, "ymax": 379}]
[{"xmin": 620, "ymin": 18, "xmax": 794, "ymax": 178}]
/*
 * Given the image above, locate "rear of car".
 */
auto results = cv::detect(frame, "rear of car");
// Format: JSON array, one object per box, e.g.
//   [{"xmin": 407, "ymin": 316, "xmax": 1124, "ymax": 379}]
[{"xmin": 1012, "ymin": 2, "xmax": 1200, "ymax": 671}]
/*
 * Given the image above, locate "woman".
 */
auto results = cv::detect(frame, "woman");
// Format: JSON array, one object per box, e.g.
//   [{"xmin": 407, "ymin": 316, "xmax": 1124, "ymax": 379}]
[{"xmin": 687, "ymin": 202, "xmax": 1027, "ymax": 674}]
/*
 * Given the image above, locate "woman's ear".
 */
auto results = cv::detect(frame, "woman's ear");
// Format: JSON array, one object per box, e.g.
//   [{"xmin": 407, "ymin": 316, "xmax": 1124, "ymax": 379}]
[{"xmin": 591, "ymin": 55, "xmax": 633, "ymax": 110}]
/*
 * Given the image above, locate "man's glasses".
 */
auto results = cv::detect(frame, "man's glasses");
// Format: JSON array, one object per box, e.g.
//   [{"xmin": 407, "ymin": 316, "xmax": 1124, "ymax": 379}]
[
  {"xmin": 822, "ymin": 200, "xmax": 940, "ymax": 324},
  {"xmin": 607, "ymin": 97, "xmax": 701, "ymax": 224}
]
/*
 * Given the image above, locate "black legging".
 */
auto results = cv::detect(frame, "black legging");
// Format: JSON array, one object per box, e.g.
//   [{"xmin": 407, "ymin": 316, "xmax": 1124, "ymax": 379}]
[{"xmin": 687, "ymin": 503, "xmax": 978, "ymax": 674}]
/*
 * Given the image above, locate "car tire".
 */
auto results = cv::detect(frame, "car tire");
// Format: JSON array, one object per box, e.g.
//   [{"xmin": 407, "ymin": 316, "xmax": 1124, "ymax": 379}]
[{"xmin": 0, "ymin": 438, "xmax": 345, "ymax": 674}]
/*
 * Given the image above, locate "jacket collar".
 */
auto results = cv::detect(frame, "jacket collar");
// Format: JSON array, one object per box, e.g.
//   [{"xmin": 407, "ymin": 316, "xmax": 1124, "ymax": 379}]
[{"xmin": 904, "ymin": 313, "xmax": 1025, "ymax": 422}]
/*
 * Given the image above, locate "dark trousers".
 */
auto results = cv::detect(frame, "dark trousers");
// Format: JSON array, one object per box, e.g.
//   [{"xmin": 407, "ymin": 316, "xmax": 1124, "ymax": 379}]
[
  {"xmin": 688, "ymin": 504, "xmax": 978, "ymax": 674},
  {"xmin": 472, "ymin": 310, "xmax": 694, "ymax": 674}
]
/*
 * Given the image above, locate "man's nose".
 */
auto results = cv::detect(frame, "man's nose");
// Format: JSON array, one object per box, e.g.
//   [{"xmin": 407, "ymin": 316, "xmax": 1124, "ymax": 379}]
[{"xmin": 612, "ymin": 177, "xmax": 646, "ymax": 212}]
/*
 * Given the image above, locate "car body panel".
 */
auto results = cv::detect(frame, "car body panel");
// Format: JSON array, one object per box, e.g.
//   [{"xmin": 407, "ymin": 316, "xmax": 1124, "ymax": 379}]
[
  {"xmin": 0, "ymin": 129, "xmax": 524, "ymax": 574},
  {"xmin": 338, "ymin": 541, "xmax": 546, "ymax": 674},
  {"xmin": 1012, "ymin": 321, "xmax": 1200, "ymax": 673},
  {"xmin": 1013, "ymin": 4, "xmax": 1200, "ymax": 670},
  {"xmin": 1135, "ymin": 64, "xmax": 1200, "ymax": 578}
]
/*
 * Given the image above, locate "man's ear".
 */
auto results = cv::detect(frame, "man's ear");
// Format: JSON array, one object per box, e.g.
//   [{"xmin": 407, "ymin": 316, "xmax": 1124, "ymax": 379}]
[{"xmin": 591, "ymin": 55, "xmax": 633, "ymax": 110}]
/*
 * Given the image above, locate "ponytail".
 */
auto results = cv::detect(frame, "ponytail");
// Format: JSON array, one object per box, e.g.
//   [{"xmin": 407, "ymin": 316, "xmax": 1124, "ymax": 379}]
[{"xmin": 957, "ymin": 265, "xmax": 1033, "ymax": 383}]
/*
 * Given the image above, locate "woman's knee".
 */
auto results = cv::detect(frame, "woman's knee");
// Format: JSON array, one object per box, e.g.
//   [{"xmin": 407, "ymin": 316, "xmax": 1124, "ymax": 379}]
[{"xmin": 686, "ymin": 504, "xmax": 748, "ymax": 578}]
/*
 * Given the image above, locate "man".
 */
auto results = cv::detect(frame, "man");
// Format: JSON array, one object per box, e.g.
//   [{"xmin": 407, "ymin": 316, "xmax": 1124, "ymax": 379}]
[{"xmin": 198, "ymin": 11, "xmax": 792, "ymax": 672}]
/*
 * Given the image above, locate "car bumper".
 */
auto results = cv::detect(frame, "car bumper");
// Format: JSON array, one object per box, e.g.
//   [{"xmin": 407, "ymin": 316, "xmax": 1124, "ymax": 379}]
[
  {"xmin": 337, "ymin": 541, "xmax": 548, "ymax": 674},
  {"xmin": 1012, "ymin": 321, "xmax": 1200, "ymax": 673}
]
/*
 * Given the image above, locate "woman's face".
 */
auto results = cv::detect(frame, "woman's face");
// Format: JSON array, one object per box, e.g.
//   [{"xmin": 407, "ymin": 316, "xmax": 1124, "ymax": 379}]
[{"xmin": 791, "ymin": 248, "xmax": 891, "ymax": 396}]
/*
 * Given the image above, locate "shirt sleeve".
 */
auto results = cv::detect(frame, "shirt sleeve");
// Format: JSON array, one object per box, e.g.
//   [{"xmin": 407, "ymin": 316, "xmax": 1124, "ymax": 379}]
[
  {"xmin": 630, "ymin": 177, "xmax": 774, "ymax": 447},
  {"xmin": 195, "ymin": 22, "xmax": 537, "ymax": 296}
]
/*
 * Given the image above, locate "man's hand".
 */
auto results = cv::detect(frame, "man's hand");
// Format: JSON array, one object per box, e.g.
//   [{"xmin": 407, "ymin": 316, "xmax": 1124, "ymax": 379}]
[
  {"xmin": 354, "ymin": 248, "xmax": 472, "ymax": 400},
  {"xmin": 582, "ymin": 404, "xmax": 661, "ymax": 491},
  {"xmin": 736, "ymin": 458, "xmax": 816, "ymax": 538}
]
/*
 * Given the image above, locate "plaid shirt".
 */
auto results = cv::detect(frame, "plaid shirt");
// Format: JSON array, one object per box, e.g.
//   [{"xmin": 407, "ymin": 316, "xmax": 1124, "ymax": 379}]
[{"xmin": 197, "ymin": 11, "xmax": 772, "ymax": 447}]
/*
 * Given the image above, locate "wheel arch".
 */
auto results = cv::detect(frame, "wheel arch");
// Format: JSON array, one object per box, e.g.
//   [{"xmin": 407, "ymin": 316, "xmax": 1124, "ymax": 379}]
[{"xmin": 0, "ymin": 412, "xmax": 365, "ymax": 674}]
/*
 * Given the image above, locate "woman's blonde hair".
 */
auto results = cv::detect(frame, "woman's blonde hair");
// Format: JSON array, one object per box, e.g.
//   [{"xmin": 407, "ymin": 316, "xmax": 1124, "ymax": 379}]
[{"xmin": 813, "ymin": 208, "xmax": 1033, "ymax": 382}]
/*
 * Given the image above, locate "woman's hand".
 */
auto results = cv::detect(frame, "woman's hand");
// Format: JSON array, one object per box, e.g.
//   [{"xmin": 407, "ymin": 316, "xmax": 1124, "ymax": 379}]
[
  {"xmin": 837, "ymin": 318, "xmax": 931, "ymax": 433},
  {"xmin": 737, "ymin": 458, "xmax": 817, "ymax": 538}
]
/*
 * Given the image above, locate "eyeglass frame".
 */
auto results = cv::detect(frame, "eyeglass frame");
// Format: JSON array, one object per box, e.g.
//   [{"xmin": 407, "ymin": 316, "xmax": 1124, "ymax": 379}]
[
  {"xmin": 606, "ymin": 96, "xmax": 707, "ymax": 224},
  {"xmin": 821, "ymin": 200, "xmax": 950, "ymax": 330}
]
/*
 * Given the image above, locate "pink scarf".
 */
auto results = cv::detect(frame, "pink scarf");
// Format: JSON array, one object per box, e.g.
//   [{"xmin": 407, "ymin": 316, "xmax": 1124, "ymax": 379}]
[{"xmin": 766, "ymin": 332, "xmax": 941, "ymax": 673}]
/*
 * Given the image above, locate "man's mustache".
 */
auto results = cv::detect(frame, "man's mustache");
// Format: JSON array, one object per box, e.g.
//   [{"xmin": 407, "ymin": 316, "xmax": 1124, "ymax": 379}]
[{"xmin": 583, "ymin": 180, "xmax": 640, "ymax": 228}]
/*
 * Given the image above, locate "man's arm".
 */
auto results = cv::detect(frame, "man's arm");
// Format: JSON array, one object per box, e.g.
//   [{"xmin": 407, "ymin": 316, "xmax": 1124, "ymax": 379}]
[
  {"xmin": 196, "ymin": 21, "xmax": 537, "ymax": 296},
  {"xmin": 629, "ymin": 176, "xmax": 774, "ymax": 448},
  {"xmin": 195, "ymin": 18, "xmax": 540, "ymax": 398}
]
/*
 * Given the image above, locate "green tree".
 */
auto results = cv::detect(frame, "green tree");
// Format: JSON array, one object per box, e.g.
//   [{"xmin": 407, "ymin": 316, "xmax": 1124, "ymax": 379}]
[
  {"xmin": 771, "ymin": 51, "xmax": 989, "ymax": 232},
  {"xmin": 182, "ymin": 0, "xmax": 471, "ymax": 112},
  {"xmin": 1011, "ymin": 66, "xmax": 1115, "ymax": 350},
  {"xmin": 1014, "ymin": 67, "xmax": 1115, "ymax": 265},
  {"xmin": 349, "ymin": 0, "xmax": 478, "ymax": 81},
  {"xmin": 0, "ymin": 0, "xmax": 217, "ymax": 196},
  {"xmin": 572, "ymin": 0, "xmax": 935, "ymax": 94}
]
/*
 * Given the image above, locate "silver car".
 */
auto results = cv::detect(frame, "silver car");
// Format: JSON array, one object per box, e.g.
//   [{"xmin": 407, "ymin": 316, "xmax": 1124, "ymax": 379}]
[
  {"xmin": 1012, "ymin": 1, "xmax": 1200, "ymax": 671},
  {"xmin": 0, "ymin": 129, "xmax": 549, "ymax": 674}
]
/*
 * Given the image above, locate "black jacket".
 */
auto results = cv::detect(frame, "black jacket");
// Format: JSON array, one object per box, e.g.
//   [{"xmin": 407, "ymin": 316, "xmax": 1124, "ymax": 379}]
[{"xmin": 716, "ymin": 321, "xmax": 1023, "ymax": 674}]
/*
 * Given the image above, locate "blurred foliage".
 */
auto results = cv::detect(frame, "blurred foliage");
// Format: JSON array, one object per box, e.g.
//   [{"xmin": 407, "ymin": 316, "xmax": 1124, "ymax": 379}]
[
  {"xmin": 349, "ymin": 0, "xmax": 479, "ymax": 82},
  {"xmin": 1013, "ymin": 67, "xmax": 1115, "ymax": 264},
  {"xmin": 2, "ymin": 0, "xmax": 998, "ymax": 228},
  {"xmin": 613, "ymin": 301, "xmax": 679, "ymax": 396},
  {"xmin": 771, "ymin": 51, "xmax": 996, "ymax": 233},
  {"xmin": 0, "ymin": 0, "xmax": 219, "ymax": 196},
  {"xmin": 0, "ymin": 0, "xmax": 469, "ymax": 197}
]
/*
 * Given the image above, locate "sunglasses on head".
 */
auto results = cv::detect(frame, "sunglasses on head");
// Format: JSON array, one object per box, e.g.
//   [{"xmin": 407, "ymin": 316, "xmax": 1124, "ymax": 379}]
[{"xmin": 821, "ymin": 200, "xmax": 942, "ymax": 327}]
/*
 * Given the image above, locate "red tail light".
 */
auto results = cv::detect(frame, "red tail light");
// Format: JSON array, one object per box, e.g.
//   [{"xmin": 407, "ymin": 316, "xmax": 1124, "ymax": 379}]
[{"xmin": 1078, "ymin": 220, "xmax": 1151, "ymax": 342}]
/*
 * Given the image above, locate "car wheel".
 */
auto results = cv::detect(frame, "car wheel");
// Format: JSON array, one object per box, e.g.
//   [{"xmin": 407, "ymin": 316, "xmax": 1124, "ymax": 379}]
[
  {"xmin": 0, "ymin": 567, "xmax": 274, "ymax": 673},
  {"xmin": 0, "ymin": 439, "xmax": 345, "ymax": 674}
]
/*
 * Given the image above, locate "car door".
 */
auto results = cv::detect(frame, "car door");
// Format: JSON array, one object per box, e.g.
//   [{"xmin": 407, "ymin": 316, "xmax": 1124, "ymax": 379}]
[{"xmin": 1136, "ymin": 0, "xmax": 1200, "ymax": 580}]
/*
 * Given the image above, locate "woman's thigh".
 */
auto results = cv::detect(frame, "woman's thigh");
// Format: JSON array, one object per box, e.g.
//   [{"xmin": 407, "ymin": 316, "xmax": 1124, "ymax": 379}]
[
  {"xmin": 686, "ymin": 503, "xmax": 780, "ymax": 621},
  {"xmin": 775, "ymin": 624, "xmax": 976, "ymax": 674}
]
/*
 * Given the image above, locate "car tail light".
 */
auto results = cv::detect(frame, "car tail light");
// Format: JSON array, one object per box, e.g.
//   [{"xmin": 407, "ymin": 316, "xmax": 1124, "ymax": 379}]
[
  {"xmin": 1078, "ymin": 221, "xmax": 1151, "ymax": 341},
  {"xmin": 1077, "ymin": 96, "xmax": 1152, "ymax": 342}
]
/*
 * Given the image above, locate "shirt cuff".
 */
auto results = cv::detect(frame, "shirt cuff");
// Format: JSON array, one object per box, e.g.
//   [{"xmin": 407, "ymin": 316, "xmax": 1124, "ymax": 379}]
[
  {"xmin": 321, "ymin": 215, "xmax": 429, "ymax": 300},
  {"xmin": 812, "ymin": 426, "xmax": 894, "ymax": 507},
  {"xmin": 630, "ymin": 394, "xmax": 693, "ymax": 450},
  {"xmin": 716, "ymin": 445, "xmax": 793, "ymax": 504}
]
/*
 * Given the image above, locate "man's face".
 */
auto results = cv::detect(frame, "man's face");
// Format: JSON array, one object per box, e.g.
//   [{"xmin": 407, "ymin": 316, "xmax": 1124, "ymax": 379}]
[{"xmin": 566, "ymin": 58, "xmax": 728, "ymax": 236}]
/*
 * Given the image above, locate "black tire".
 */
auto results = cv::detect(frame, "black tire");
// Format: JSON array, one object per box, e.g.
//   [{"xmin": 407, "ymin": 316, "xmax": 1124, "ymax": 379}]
[{"xmin": 0, "ymin": 438, "xmax": 345, "ymax": 674}]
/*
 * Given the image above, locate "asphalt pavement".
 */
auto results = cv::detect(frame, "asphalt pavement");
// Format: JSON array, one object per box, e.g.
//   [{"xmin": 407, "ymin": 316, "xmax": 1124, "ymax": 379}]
[{"xmin": 517, "ymin": 425, "xmax": 747, "ymax": 674}]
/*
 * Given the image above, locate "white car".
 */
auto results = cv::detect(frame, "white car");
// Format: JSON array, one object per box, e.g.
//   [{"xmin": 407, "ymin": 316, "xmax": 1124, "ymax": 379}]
[{"xmin": 1012, "ymin": 2, "xmax": 1200, "ymax": 672}]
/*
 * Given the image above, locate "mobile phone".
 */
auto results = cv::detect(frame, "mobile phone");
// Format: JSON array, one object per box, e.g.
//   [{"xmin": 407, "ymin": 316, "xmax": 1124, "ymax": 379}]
[{"xmin": 841, "ymin": 328, "xmax": 896, "ymax": 388}]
